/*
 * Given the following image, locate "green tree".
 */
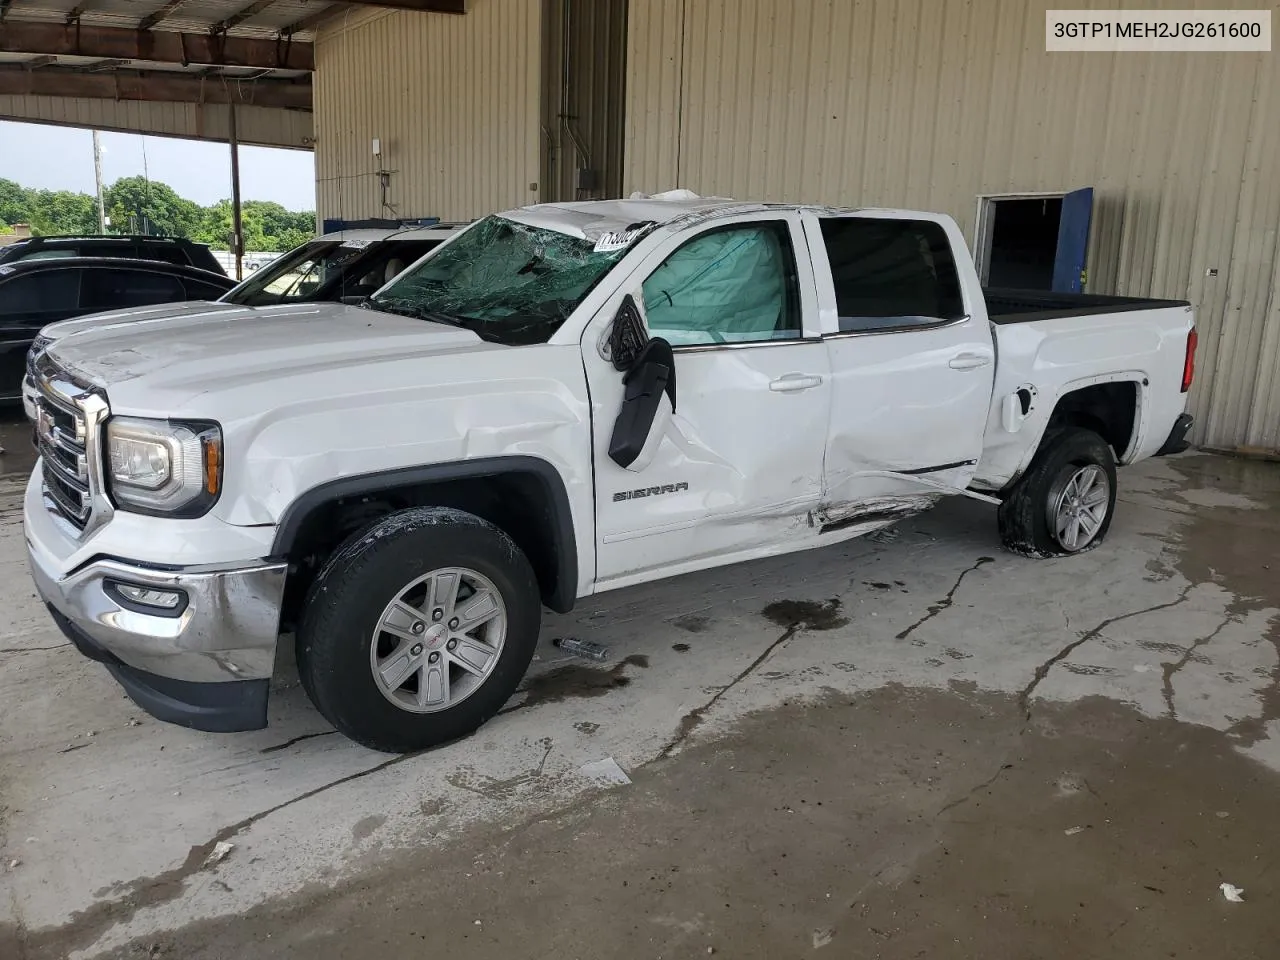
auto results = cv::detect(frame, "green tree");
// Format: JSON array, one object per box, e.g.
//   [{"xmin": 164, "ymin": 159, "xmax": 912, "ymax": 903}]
[
  {"xmin": 28, "ymin": 189, "xmax": 98, "ymax": 235},
  {"xmin": 104, "ymin": 175, "xmax": 202, "ymax": 238},
  {"xmin": 0, "ymin": 178, "xmax": 32, "ymax": 226},
  {"xmin": 197, "ymin": 198, "xmax": 314, "ymax": 251}
]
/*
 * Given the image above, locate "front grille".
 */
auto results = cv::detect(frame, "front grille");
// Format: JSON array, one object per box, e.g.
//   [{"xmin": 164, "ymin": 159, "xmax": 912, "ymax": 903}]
[{"xmin": 31, "ymin": 354, "xmax": 108, "ymax": 535}]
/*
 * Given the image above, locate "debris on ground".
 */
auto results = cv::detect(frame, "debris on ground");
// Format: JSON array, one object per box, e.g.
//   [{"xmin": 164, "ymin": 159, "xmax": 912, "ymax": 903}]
[
  {"xmin": 1220, "ymin": 882, "xmax": 1246, "ymax": 903},
  {"xmin": 203, "ymin": 841, "xmax": 235, "ymax": 868},
  {"xmin": 868, "ymin": 528, "xmax": 899, "ymax": 544},
  {"xmin": 553, "ymin": 637, "xmax": 609, "ymax": 662},
  {"xmin": 579, "ymin": 756, "xmax": 632, "ymax": 786},
  {"xmin": 1064, "ymin": 826, "xmax": 1087, "ymax": 836},
  {"xmin": 8, "ymin": 859, "xmax": 21, "ymax": 869},
  {"xmin": 813, "ymin": 927, "xmax": 834, "ymax": 948}
]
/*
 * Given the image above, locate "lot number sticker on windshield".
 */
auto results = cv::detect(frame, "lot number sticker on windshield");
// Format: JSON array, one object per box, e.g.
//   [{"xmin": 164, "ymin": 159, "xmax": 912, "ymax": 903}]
[{"xmin": 594, "ymin": 228, "xmax": 648, "ymax": 252}]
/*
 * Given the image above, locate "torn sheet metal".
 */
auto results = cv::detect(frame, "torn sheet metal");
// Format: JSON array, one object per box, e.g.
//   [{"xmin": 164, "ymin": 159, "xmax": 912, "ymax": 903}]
[{"xmin": 813, "ymin": 495, "xmax": 940, "ymax": 534}]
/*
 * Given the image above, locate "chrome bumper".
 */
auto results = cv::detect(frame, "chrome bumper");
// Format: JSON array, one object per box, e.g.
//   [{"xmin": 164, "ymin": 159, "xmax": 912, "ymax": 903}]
[
  {"xmin": 21, "ymin": 374, "xmax": 38, "ymax": 421},
  {"xmin": 27, "ymin": 534, "xmax": 287, "ymax": 684}
]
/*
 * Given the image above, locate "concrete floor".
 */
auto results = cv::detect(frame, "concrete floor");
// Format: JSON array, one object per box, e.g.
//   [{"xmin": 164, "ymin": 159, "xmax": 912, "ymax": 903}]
[{"xmin": 2, "ymin": 411, "xmax": 1279, "ymax": 959}]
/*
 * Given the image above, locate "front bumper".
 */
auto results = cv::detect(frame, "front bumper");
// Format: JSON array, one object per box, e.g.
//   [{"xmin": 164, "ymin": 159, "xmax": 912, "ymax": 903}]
[{"xmin": 27, "ymin": 528, "xmax": 287, "ymax": 732}]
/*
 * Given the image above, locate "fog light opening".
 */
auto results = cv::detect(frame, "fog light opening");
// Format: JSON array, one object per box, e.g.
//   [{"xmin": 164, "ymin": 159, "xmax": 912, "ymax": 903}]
[{"xmin": 106, "ymin": 580, "xmax": 188, "ymax": 616}]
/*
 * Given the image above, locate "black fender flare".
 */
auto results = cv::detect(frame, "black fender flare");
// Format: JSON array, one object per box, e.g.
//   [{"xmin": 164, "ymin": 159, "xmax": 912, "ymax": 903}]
[{"xmin": 270, "ymin": 456, "xmax": 579, "ymax": 613}]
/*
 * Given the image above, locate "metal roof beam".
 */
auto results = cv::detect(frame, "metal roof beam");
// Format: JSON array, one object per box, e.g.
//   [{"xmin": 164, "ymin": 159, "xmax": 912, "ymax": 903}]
[
  {"xmin": 0, "ymin": 64, "xmax": 312, "ymax": 110},
  {"xmin": 214, "ymin": 0, "xmax": 280, "ymax": 33},
  {"xmin": 339, "ymin": 0, "xmax": 466, "ymax": 12},
  {"xmin": 279, "ymin": 0, "xmax": 465, "ymax": 36},
  {"xmin": 137, "ymin": 1, "xmax": 192, "ymax": 31},
  {"xmin": 0, "ymin": 21, "xmax": 314, "ymax": 70}
]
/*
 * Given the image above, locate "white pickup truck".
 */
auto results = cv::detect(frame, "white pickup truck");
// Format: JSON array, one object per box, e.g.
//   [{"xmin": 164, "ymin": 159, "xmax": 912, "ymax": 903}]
[{"xmin": 24, "ymin": 194, "xmax": 1197, "ymax": 752}]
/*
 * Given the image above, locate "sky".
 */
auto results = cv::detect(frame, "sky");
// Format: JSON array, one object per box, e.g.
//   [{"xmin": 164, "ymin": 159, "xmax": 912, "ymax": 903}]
[{"xmin": 0, "ymin": 120, "xmax": 316, "ymax": 212}]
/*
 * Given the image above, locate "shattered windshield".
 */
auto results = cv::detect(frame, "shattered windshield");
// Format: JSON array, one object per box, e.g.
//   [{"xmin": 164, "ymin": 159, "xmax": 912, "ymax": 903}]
[{"xmin": 369, "ymin": 216, "xmax": 634, "ymax": 345}]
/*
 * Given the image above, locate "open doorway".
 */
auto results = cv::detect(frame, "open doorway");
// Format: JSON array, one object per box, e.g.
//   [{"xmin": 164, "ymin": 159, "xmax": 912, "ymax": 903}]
[{"xmin": 974, "ymin": 188, "xmax": 1094, "ymax": 293}]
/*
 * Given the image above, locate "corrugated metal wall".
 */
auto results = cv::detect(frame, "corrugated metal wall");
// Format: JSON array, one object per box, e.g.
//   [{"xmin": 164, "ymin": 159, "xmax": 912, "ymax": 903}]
[
  {"xmin": 314, "ymin": 0, "xmax": 542, "ymax": 224},
  {"xmin": 0, "ymin": 96, "xmax": 312, "ymax": 149},
  {"xmin": 624, "ymin": 0, "xmax": 1280, "ymax": 454}
]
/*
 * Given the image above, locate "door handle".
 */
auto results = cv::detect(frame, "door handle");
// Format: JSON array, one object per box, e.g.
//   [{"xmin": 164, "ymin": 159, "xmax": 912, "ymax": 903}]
[
  {"xmin": 769, "ymin": 373, "xmax": 824, "ymax": 392},
  {"xmin": 948, "ymin": 353, "xmax": 993, "ymax": 371}
]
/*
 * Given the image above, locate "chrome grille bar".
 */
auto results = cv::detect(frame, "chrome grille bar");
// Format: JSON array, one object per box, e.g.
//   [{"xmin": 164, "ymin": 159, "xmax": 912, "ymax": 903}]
[{"xmin": 31, "ymin": 353, "xmax": 112, "ymax": 538}]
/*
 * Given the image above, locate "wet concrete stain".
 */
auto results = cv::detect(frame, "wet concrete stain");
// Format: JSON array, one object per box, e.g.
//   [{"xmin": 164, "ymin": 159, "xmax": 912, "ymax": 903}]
[
  {"xmin": 1163, "ymin": 455, "xmax": 1280, "ymax": 744},
  {"xmin": 72, "ymin": 689, "xmax": 1280, "ymax": 960},
  {"xmin": 350, "ymin": 815, "xmax": 385, "ymax": 843},
  {"xmin": 671, "ymin": 642, "xmax": 691, "ymax": 652},
  {"xmin": 760, "ymin": 597, "xmax": 849, "ymax": 631},
  {"xmin": 671, "ymin": 614, "xmax": 713, "ymax": 633},
  {"xmin": 513, "ymin": 655, "xmax": 650, "ymax": 711},
  {"xmin": 418, "ymin": 797, "xmax": 448, "ymax": 817},
  {"xmin": 445, "ymin": 739, "xmax": 554, "ymax": 801}
]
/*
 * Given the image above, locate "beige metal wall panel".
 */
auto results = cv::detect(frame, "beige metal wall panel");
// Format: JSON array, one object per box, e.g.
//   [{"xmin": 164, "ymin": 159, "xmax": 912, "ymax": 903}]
[
  {"xmin": 0, "ymin": 96, "xmax": 311, "ymax": 148},
  {"xmin": 314, "ymin": 0, "xmax": 541, "ymax": 224},
  {"xmin": 624, "ymin": 0, "xmax": 1280, "ymax": 453}
]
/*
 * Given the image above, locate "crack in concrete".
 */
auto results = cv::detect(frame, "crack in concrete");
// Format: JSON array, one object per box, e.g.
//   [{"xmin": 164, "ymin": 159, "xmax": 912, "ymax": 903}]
[
  {"xmin": 257, "ymin": 731, "xmax": 338, "ymax": 754},
  {"xmin": 657, "ymin": 624, "xmax": 800, "ymax": 761},
  {"xmin": 934, "ymin": 762, "xmax": 1016, "ymax": 817},
  {"xmin": 1161, "ymin": 613, "xmax": 1234, "ymax": 719},
  {"xmin": 895, "ymin": 557, "xmax": 994, "ymax": 642},
  {"xmin": 30, "ymin": 750, "xmax": 427, "ymax": 956},
  {"xmin": 1018, "ymin": 584, "xmax": 1195, "ymax": 721},
  {"xmin": 0, "ymin": 644, "xmax": 70, "ymax": 655}
]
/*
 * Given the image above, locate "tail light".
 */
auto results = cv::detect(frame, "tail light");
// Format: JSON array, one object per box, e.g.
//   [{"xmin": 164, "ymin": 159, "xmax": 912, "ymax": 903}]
[{"xmin": 1181, "ymin": 327, "xmax": 1197, "ymax": 393}]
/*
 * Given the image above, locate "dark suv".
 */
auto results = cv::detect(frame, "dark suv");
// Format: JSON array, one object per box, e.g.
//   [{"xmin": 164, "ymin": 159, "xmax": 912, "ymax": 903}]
[
  {"xmin": 2, "ymin": 257, "xmax": 235, "ymax": 403},
  {"xmin": 0, "ymin": 235, "xmax": 225, "ymax": 276}
]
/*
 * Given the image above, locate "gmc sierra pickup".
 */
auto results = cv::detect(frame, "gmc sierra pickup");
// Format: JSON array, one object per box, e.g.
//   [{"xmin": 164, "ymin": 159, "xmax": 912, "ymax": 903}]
[{"xmin": 24, "ymin": 193, "xmax": 1197, "ymax": 752}]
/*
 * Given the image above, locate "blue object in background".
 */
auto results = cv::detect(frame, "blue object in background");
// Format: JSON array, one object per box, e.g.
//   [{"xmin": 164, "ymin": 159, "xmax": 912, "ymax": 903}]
[{"xmin": 1052, "ymin": 187, "xmax": 1094, "ymax": 293}]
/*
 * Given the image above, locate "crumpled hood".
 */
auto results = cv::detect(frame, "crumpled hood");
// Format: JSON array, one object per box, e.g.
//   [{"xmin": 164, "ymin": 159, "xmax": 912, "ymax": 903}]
[{"xmin": 46, "ymin": 301, "xmax": 492, "ymax": 414}]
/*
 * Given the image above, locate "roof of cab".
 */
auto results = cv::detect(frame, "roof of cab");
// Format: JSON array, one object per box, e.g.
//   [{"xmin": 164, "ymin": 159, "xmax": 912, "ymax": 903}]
[
  {"xmin": 502, "ymin": 190, "xmax": 761, "ymax": 240},
  {"xmin": 314, "ymin": 223, "xmax": 466, "ymax": 244}
]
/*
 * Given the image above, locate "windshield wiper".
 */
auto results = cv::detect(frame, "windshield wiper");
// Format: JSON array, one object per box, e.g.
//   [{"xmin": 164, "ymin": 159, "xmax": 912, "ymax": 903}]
[{"xmin": 370, "ymin": 299, "xmax": 503, "ymax": 343}]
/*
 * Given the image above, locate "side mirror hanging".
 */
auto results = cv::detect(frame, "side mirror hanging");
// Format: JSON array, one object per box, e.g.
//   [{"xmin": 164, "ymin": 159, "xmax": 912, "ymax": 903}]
[{"xmin": 608, "ymin": 336, "xmax": 676, "ymax": 470}]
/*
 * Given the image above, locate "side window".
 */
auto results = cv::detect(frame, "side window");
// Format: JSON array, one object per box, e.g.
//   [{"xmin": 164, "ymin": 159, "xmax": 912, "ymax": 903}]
[
  {"xmin": 183, "ymin": 278, "xmax": 231, "ymax": 301},
  {"xmin": 343, "ymin": 241, "xmax": 442, "ymax": 299},
  {"xmin": 642, "ymin": 222, "xmax": 801, "ymax": 346},
  {"xmin": 819, "ymin": 218, "xmax": 965, "ymax": 333},
  {"xmin": 17, "ymin": 248, "xmax": 78, "ymax": 262},
  {"xmin": 0, "ymin": 270, "xmax": 81, "ymax": 315},
  {"xmin": 136, "ymin": 245, "xmax": 189, "ymax": 266},
  {"xmin": 80, "ymin": 269, "xmax": 186, "ymax": 312}
]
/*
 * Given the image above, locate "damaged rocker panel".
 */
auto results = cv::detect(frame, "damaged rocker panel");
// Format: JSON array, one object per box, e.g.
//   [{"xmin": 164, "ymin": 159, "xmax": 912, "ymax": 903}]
[{"xmin": 813, "ymin": 496, "xmax": 940, "ymax": 535}]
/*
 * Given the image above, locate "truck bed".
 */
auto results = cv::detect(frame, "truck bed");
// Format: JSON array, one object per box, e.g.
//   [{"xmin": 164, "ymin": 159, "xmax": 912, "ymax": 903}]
[{"xmin": 984, "ymin": 287, "xmax": 1190, "ymax": 325}]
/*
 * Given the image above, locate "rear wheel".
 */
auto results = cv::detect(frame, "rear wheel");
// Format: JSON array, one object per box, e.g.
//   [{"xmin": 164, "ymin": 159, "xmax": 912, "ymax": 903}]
[
  {"xmin": 297, "ymin": 507, "xmax": 541, "ymax": 753},
  {"xmin": 998, "ymin": 427, "xmax": 1117, "ymax": 558}
]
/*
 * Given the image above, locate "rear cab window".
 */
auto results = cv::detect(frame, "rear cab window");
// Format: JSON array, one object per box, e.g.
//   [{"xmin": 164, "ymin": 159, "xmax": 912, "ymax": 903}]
[{"xmin": 818, "ymin": 217, "xmax": 965, "ymax": 333}]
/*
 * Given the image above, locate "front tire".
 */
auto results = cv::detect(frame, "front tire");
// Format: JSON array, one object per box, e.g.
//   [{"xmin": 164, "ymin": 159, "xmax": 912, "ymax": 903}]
[
  {"xmin": 998, "ymin": 427, "xmax": 1118, "ymax": 558},
  {"xmin": 297, "ymin": 507, "xmax": 541, "ymax": 753}
]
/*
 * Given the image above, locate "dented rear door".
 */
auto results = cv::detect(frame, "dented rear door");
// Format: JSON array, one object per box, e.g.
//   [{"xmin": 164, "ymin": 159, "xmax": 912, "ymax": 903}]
[{"xmin": 804, "ymin": 211, "xmax": 994, "ymax": 527}]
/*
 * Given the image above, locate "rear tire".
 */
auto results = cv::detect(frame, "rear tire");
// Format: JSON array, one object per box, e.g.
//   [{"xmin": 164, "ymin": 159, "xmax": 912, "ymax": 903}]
[
  {"xmin": 998, "ymin": 427, "xmax": 1118, "ymax": 558},
  {"xmin": 297, "ymin": 507, "xmax": 541, "ymax": 753}
]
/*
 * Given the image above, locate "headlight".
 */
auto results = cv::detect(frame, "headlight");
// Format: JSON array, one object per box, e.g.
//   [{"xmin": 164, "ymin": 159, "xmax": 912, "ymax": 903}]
[{"xmin": 106, "ymin": 417, "xmax": 223, "ymax": 516}]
